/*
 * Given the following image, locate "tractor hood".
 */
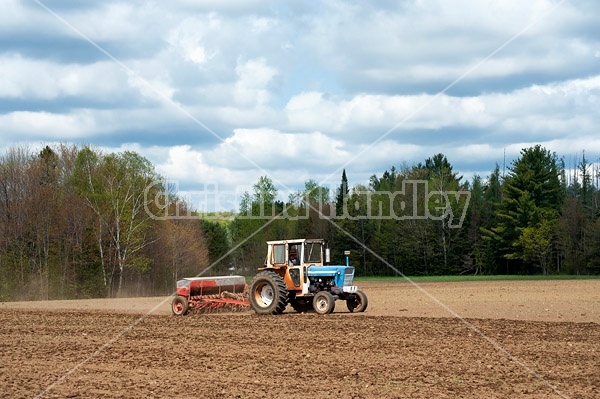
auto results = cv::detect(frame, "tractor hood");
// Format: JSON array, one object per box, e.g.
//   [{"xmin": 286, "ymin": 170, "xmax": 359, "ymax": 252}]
[{"xmin": 307, "ymin": 265, "xmax": 355, "ymax": 287}]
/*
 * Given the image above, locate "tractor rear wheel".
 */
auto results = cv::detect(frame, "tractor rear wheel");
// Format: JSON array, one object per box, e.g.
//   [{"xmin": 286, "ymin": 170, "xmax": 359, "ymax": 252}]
[
  {"xmin": 249, "ymin": 271, "xmax": 288, "ymax": 315},
  {"xmin": 171, "ymin": 296, "xmax": 189, "ymax": 316},
  {"xmin": 313, "ymin": 291, "xmax": 335, "ymax": 315},
  {"xmin": 346, "ymin": 290, "xmax": 368, "ymax": 313}
]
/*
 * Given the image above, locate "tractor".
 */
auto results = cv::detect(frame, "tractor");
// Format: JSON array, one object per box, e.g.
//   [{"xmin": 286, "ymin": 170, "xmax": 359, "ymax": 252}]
[
  {"xmin": 248, "ymin": 238, "xmax": 368, "ymax": 315},
  {"xmin": 171, "ymin": 238, "xmax": 368, "ymax": 315}
]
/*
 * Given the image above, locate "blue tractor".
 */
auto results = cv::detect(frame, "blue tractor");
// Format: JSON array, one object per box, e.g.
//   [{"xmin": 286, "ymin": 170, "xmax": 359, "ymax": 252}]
[{"xmin": 248, "ymin": 239, "xmax": 368, "ymax": 315}]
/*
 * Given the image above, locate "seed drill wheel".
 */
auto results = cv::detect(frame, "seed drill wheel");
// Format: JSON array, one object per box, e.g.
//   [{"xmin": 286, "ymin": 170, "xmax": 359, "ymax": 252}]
[
  {"xmin": 171, "ymin": 296, "xmax": 189, "ymax": 316},
  {"xmin": 313, "ymin": 291, "xmax": 335, "ymax": 315},
  {"xmin": 346, "ymin": 290, "xmax": 368, "ymax": 313},
  {"xmin": 249, "ymin": 270, "xmax": 288, "ymax": 315}
]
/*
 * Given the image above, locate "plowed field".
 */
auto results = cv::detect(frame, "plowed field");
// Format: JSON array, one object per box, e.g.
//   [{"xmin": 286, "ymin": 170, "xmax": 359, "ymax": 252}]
[{"xmin": 1, "ymin": 280, "xmax": 598, "ymax": 398}]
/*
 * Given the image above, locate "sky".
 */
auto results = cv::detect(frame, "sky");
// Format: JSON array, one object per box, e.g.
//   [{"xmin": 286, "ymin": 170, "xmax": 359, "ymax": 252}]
[{"xmin": 1, "ymin": 0, "xmax": 599, "ymax": 211}]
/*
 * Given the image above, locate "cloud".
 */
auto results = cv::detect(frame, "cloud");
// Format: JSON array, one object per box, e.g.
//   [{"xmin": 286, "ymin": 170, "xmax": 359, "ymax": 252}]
[
  {"xmin": 283, "ymin": 74, "xmax": 600, "ymax": 143},
  {"xmin": 302, "ymin": 0, "xmax": 599, "ymax": 95},
  {"xmin": 0, "ymin": 110, "xmax": 96, "ymax": 140},
  {"xmin": 166, "ymin": 14, "xmax": 221, "ymax": 66},
  {"xmin": 157, "ymin": 128, "xmax": 350, "ymax": 180},
  {"xmin": 234, "ymin": 58, "xmax": 278, "ymax": 107},
  {"xmin": 1, "ymin": 0, "xmax": 600, "ymax": 211},
  {"xmin": 0, "ymin": 54, "xmax": 145, "ymax": 107}
]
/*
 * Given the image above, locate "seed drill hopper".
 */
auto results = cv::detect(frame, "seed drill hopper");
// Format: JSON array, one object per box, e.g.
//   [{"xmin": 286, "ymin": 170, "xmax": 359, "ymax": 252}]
[{"xmin": 171, "ymin": 275, "xmax": 249, "ymax": 315}]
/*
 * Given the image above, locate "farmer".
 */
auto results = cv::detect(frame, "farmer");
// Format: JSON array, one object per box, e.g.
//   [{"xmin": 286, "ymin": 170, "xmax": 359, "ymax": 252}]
[{"xmin": 289, "ymin": 250, "xmax": 300, "ymax": 266}]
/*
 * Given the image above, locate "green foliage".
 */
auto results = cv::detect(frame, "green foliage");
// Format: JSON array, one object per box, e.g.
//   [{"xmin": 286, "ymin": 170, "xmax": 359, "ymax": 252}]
[
  {"xmin": 303, "ymin": 179, "xmax": 331, "ymax": 205},
  {"xmin": 72, "ymin": 149, "xmax": 162, "ymax": 296},
  {"xmin": 489, "ymin": 145, "xmax": 563, "ymax": 273},
  {"xmin": 253, "ymin": 175, "xmax": 277, "ymax": 204},
  {"xmin": 201, "ymin": 219, "xmax": 232, "ymax": 274},
  {"xmin": 230, "ymin": 175, "xmax": 285, "ymax": 273},
  {"xmin": 516, "ymin": 218, "xmax": 556, "ymax": 274},
  {"xmin": 583, "ymin": 218, "xmax": 600, "ymax": 274},
  {"xmin": 0, "ymin": 144, "xmax": 189, "ymax": 300}
]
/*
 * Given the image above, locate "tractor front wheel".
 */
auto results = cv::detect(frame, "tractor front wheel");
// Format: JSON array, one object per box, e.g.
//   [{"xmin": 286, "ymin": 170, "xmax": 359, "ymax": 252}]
[
  {"xmin": 346, "ymin": 290, "xmax": 368, "ymax": 313},
  {"xmin": 249, "ymin": 271, "xmax": 288, "ymax": 315},
  {"xmin": 171, "ymin": 296, "xmax": 189, "ymax": 316},
  {"xmin": 313, "ymin": 291, "xmax": 335, "ymax": 315}
]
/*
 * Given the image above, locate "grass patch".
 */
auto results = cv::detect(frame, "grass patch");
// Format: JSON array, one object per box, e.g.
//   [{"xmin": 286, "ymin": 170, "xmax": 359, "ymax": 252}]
[{"xmin": 354, "ymin": 274, "xmax": 600, "ymax": 283}]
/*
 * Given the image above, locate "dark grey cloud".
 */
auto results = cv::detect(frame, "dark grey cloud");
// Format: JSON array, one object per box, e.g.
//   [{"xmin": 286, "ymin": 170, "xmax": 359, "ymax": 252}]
[
  {"xmin": 24, "ymin": 0, "xmax": 118, "ymax": 12},
  {"xmin": 0, "ymin": 35, "xmax": 110, "ymax": 64}
]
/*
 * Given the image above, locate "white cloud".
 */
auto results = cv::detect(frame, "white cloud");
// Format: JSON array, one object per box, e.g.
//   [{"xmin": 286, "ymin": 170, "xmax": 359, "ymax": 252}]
[
  {"xmin": 70, "ymin": 3, "xmax": 142, "ymax": 41},
  {"xmin": 127, "ymin": 73, "xmax": 175, "ymax": 104},
  {"xmin": 188, "ymin": 47, "xmax": 209, "ymax": 64},
  {"xmin": 155, "ymin": 144, "xmax": 271, "ymax": 201},
  {"xmin": 283, "ymin": 74, "xmax": 600, "ymax": 142},
  {"xmin": 0, "ymin": 54, "xmax": 131, "ymax": 101},
  {"xmin": 234, "ymin": 58, "xmax": 278, "ymax": 107},
  {"xmin": 284, "ymin": 92, "xmax": 339, "ymax": 131},
  {"xmin": 208, "ymin": 128, "xmax": 349, "ymax": 170},
  {"xmin": 0, "ymin": 110, "xmax": 96, "ymax": 139},
  {"xmin": 1, "ymin": 0, "xmax": 600, "ymax": 210},
  {"xmin": 166, "ymin": 15, "xmax": 221, "ymax": 65},
  {"xmin": 151, "ymin": 128, "xmax": 352, "ymax": 196},
  {"xmin": 251, "ymin": 17, "xmax": 275, "ymax": 33}
]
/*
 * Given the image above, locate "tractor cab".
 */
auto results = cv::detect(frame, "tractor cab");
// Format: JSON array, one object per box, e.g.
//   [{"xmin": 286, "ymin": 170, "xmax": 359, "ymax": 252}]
[
  {"xmin": 263, "ymin": 238, "xmax": 328, "ymax": 268},
  {"xmin": 262, "ymin": 239, "xmax": 327, "ymax": 296}
]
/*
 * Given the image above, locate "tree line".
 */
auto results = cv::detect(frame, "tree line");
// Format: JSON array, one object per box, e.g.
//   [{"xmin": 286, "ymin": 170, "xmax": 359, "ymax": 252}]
[
  {"xmin": 229, "ymin": 145, "xmax": 600, "ymax": 277},
  {"xmin": 0, "ymin": 145, "xmax": 209, "ymax": 301},
  {"xmin": 1, "ymin": 144, "xmax": 598, "ymax": 301}
]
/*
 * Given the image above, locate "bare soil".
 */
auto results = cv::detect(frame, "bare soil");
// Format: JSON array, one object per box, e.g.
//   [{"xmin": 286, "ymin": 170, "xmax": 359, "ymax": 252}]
[{"xmin": 1, "ymin": 279, "xmax": 598, "ymax": 398}]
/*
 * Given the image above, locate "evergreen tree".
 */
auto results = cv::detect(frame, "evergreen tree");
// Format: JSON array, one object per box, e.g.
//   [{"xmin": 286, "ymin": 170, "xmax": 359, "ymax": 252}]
[
  {"xmin": 335, "ymin": 169, "xmax": 349, "ymax": 217},
  {"xmin": 479, "ymin": 164, "xmax": 505, "ymax": 274},
  {"xmin": 491, "ymin": 145, "xmax": 563, "ymax": 273},
  {"xmin": 201, "ymin": 220, "xmax": 232, "ymax": 274}
]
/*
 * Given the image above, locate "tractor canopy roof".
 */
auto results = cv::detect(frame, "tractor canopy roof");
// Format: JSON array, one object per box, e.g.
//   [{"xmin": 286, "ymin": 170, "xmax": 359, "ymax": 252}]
[{"xmin": 266, "ymin": 238, "xmax": 325, "ymax": 246}]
